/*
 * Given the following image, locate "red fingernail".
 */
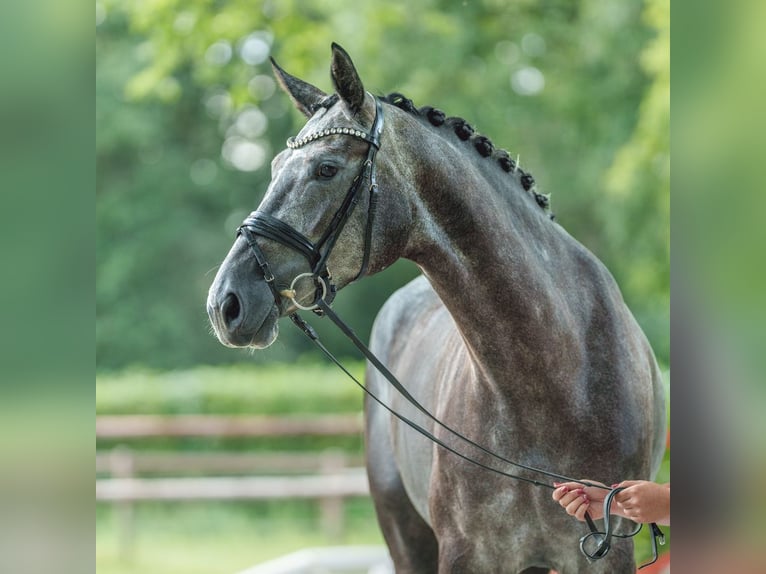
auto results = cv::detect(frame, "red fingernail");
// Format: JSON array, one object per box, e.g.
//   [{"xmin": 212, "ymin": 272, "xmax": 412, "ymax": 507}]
[
  {"xmin": 582, "ymin": 495, "xmax": 588, "ymax": 501},
  {"xmin": 611, "ymin": 483, "xmax": 619, "ymax": 488},
  {"xmin": 553, "ymin": 482, "xmax": 561, "ymax": 487}
]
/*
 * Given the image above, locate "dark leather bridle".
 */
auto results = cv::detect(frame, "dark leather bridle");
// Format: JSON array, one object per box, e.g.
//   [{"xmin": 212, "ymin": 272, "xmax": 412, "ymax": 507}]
[
  {"xmin": 232, "ymin": 94, "xmax": 664, "ymax": 568},
  {"xmin": 237, "ymin": 95, "xmax": 384, "ymax": 313}
]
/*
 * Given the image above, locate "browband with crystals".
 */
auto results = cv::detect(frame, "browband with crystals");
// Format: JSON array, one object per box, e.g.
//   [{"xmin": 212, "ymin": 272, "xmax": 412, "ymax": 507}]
[{"xmin": 287, "ymin": 126, "xmax": 378, "ymax": 149}]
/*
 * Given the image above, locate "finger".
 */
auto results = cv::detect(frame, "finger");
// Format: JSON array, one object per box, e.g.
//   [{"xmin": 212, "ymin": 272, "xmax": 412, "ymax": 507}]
[
  {"xmin": 557, "ymin": 490, "xmax": 584, "ymax": 508},
  {"xmin": 583, "ymin": 486, "xmax": 607, "ymax": 502},
  {"xmin": 620, "ymin": 503, "xmax": 639, "ymax": 521},
  {"xmin": 619, "ymin": 504, "xmax": 633, "ymax": 513},
  {"xmin": 616, "ymin": 480, "xmax": 641, "ymax": 488},
  {"xmin": 552, "ymin": 485, "xmax": 570, "ymax": 502},
  {"xmin": 555, "ymin": 481, "xmax": 586, "ymax": 490},
  {"xmin": 614, "ymin": 490, "xmax": 634, "ymax": 504},
  {"xmin": 565, "ymin": 493, "xmax": 588, "ymax": 519},
  {"xmin": 623, "ymin": 508, "xmax": 642, "ymax": 522},
  {"xmin": 563, "ymin": 490, "xmax": 585, "ymax": 506},
  {"xmin": 574, "ymin": 499, "xmax": 590, "ymax": 521}
]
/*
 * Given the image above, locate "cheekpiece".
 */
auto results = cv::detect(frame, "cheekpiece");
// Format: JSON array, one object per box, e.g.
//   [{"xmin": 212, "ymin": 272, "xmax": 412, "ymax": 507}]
[{"xmin": 286, "ymin": 127, "xmax": 371, "ymax": 149}]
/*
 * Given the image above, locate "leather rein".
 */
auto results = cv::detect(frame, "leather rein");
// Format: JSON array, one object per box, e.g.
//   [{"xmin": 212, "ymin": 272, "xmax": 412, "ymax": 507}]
[{"xmin": 235, "ymin": 95, "xmax": 664, "ymax": 568}]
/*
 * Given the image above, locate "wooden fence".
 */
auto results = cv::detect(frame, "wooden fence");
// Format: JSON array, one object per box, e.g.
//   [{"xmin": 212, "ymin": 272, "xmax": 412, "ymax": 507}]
[
  {"xmin": 96, "ymin": 449, "xmax": 365, "ymax": 475},
  {"xmin": 96, "ymin": 413, "xmax": 364, "ymax": 437},
  {"xmin": 96, "ymin": 415, "xmax": 369, "ymax": 560}
]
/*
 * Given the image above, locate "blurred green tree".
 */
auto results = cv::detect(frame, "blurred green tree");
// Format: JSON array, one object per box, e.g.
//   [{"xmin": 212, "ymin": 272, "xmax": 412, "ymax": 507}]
[
  {"xmin": 97, "ymin": 0, "xmax": 668, "ymax": 370},
  {"xmin": 598, "ymin": 0, "xmax": 669, "ymax": 360}
]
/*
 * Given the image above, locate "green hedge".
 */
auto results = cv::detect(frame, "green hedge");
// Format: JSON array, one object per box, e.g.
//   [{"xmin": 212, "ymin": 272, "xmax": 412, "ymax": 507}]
[
  {"xmin": 96, "ymin": 362, "xmax": 367, "ymax": 452},
  {"xmin": 97, "ymin": 362, "xmax": 366, "ymax": 416}
]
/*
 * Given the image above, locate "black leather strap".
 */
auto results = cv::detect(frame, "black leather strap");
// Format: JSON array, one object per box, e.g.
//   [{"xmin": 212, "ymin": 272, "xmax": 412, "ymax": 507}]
[
  {"xmin": 240, "ymin": 212, "xmax": 320, "ymax": 267},
  {"xmin": 313, "ymin": 97, "xmax": 385, "ymax": 280},
  {"xmin": 238, "ymin": 96, "xmax": 385, "ymax": 309},
  {"xmin": 238, "ymin": 226, "xmax": 282, "ymax": 306}
]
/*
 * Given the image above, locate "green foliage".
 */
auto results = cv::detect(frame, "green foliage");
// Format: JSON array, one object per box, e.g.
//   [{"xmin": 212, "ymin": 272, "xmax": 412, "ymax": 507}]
[
  {"xmin": 599, "ymin": 0, "xmax": 670, "ymax": 360},
  {"xmin": 96, "ymin": 362, "xmax": 365, "ymax": 415},
  {"xmin": 96, "ymin": 362, "xmax": 367, "ymax": 452},
  {"xmin": 97, "ymin": 0, "xmax": 669, "ymax": 370}
]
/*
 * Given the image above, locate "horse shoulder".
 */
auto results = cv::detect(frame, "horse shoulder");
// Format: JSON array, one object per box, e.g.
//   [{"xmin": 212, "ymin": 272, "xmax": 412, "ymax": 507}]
[{"xmin": 367, "ymin": 275, "xmax": 469, "ymax": 522}]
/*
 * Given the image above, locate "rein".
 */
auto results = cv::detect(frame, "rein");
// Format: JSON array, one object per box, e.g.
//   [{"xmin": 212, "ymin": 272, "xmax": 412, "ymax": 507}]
[
  {"xmin": 293, "ymin": 300, "xmax": 664, "ymax": 569},
  {"xmin": 236, "ymin": 95, "xmax": 664, "ymax": 568}
]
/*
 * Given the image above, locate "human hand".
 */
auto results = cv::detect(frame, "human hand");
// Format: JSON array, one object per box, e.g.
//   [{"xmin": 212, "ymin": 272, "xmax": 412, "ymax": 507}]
[
  {"xmin": 613, "ymin": 481, "xmax": 670, "ymax": 526},
  {"xmin": 551, "ymin": 480, "xmax": 609, "ymax": 521}
]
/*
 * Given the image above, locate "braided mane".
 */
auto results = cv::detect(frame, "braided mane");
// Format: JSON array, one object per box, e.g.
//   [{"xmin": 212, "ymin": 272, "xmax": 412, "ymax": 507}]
[{"xmin": 379, "ymin": 92, "xmax": 554, "ymax": 219}]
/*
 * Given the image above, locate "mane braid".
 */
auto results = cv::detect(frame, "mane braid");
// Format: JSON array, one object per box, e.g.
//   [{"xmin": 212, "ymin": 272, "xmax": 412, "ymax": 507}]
[{"xmin": 379, "ymin": 92, "xmax": 554, "ymax": 219}]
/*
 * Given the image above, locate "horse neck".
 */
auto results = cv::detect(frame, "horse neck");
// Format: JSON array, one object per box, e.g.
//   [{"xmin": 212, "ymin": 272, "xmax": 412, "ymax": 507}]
[{"xmin": 398, "ymin": 125, "xmax": 569, "ymax": 382}]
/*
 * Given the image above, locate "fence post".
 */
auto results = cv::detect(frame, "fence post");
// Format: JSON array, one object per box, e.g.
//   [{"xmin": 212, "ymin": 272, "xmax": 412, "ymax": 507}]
[
  {"xmin": 110, "ymin": 445, "xmax": 135, "ymax": 562},
  {"xmin": 319, "ymin": 449, "xmax": 346, "ymax": 541}
]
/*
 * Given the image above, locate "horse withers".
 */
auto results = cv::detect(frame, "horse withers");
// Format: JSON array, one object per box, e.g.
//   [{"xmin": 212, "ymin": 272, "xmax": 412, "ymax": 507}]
[{"xmin": 207, "ymin": 43, "xmax": 666, "ymax": 573}]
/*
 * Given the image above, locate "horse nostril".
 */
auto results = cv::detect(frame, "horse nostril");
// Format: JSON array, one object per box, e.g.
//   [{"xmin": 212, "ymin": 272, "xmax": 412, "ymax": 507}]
[{"xmin": 222, "ymin": 292, "xmax": 242, "ymax": 329}]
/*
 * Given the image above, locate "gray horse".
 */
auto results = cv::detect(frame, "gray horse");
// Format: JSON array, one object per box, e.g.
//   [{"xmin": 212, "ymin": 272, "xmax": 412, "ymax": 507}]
[{"xmin": 207, "ymin": 44, "xmax": 666, "ymax": 573}]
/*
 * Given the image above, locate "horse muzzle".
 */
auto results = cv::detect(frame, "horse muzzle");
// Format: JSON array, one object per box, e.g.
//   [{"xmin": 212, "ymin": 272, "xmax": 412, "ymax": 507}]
[{"xmin": 206, "ymin": 280, "xmax": 280, "ymax": 349}]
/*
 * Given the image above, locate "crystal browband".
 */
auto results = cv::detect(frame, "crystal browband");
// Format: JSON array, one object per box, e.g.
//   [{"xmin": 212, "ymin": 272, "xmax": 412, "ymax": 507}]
[{"xmin": 286, "ymin": 126, "xmax": 376, "ymax": 149}]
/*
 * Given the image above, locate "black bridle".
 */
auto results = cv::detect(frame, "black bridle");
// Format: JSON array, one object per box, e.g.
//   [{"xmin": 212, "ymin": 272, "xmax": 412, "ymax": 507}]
[
  {"xmin": 237, "ymin": 95, "xmax": 384, "ymax": 313},
  {"xmin": 234, "ymin": 94, "xmax": 664, "ymax": 568}
]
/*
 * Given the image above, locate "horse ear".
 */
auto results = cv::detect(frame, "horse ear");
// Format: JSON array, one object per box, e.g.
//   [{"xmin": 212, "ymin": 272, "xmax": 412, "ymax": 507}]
[
  {"xmin": 330, "ymin": 43, "xmax": 365, "ymax": 114},
  {"xmin": 271, "ymin": 58, "xmax": 328, "ymax": 118}
]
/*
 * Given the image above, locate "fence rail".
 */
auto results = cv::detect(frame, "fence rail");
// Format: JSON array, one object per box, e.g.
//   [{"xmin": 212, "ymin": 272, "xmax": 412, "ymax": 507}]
[
  {"xmin": 96, "ymin": 415, "xmax": 369, "ymax": 560},
  {"xmin": 96, "ymin": 414, "xmax": 364, "ymax": 438},
  {"xmin": 96, "ymin": 450, "xmax": 365, "ymax": 474},
  {"xmin": 97, "ymin": 471, "xmax": 369, "ymax": 501}
]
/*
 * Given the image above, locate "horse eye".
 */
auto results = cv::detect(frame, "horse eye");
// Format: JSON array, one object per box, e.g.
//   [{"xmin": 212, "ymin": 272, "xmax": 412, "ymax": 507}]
[{"xmin": 318, "ymin": 163, "xmax": 338, "ymax": 179}]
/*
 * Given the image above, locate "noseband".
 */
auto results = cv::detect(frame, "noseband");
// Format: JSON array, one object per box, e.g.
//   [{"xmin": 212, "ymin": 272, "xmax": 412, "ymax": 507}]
[{"xmin": 237, "ymin": 96, "xmax": 384, "ymax": 312}]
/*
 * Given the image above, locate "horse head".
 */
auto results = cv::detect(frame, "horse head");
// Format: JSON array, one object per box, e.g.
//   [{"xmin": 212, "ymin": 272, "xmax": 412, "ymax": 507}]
[{"xmin": 207, "ymin": 43, "xmax": 410, "ymax": 348}]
